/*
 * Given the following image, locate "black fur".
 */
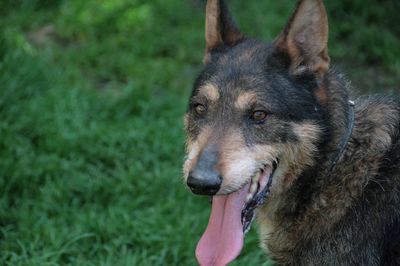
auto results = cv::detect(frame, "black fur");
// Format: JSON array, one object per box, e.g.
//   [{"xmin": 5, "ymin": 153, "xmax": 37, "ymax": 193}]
[{"xmin": 184, "ymin": 1, "xmax": 400, "ymax": 265}]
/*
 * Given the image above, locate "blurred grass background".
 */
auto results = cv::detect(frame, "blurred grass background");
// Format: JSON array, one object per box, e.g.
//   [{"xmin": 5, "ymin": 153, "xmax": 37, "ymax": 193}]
[{"xmin": 0, "ymin": 0, "xmax": 398, "ymax": 265}]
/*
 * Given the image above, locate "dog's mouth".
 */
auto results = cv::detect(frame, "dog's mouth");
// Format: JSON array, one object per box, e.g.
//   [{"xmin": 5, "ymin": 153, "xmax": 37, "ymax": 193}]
[
  {"xmin": 242, "ymin": 160, "xmax": 277, "ymax": 234},
  {"xmin": 195, "ymin": 161, "xmax": 278, "ymax": 266}
]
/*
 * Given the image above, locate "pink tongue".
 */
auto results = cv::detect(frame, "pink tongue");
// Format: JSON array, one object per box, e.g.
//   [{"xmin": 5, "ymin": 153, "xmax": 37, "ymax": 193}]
[{"xmin": 195, "ymin": 184, "xmax": 250, "ymax": 266}]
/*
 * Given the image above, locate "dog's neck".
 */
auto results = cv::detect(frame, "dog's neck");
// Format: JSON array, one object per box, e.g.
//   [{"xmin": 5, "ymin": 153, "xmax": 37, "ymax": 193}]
[
  {"xmin": 320, "ymin": 71, "xmax": 355, "ymax": 177},
  {"xmin": 265, "ymin": 71, "xmax": 355, "ymax": 219}
]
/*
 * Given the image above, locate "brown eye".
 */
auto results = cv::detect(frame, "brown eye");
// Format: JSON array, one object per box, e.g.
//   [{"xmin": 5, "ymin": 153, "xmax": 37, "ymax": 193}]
[
  {"xmin": 195, "ymin": 104, "xmax": 206, "ymax": 115},
  {"xmin": 251, "ymin": 110, "xmax": 267, "ymax": 122}
]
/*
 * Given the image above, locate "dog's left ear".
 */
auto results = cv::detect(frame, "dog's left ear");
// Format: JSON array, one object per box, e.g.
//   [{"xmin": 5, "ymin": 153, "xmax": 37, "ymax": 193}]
[
  {"xmin": 204, "ymin": 0, "xmax": 244, "ymax": 64},
  {"xmin": 275, "ymin": 0, "xmax": 330, "ymax": 76}
]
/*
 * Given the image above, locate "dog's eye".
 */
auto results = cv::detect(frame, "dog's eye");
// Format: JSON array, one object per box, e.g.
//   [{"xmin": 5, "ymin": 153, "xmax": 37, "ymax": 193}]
[
  {"xmin": 250, "ymin": 110, "xmax": 267, "ymax": 122},
  {"xmin": 195, "ymin": 103, "xmax": 207, "ymax": 115}
]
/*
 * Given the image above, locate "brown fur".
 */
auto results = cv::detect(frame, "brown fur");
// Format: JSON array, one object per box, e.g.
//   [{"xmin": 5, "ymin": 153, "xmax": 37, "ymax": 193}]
[
  {"xmin": 275, "ymin": 0, "xmax": 330, "ymax": 76},
  {"xmin": 183, "ymin": 126, "xmax": 212, "ymax": 179},
  {"xmin": 198, "ymin": 84, "xmax": 220, "ymax": 102},
  {"xmin": 234, "ymin": 92, "xmax": 258, "ymax": 110},
  {"xmin": 184, "ymin": 0, "xmax": 400, "ymax": 264},
  {"xmin": 259, "ymin": 99, "xmax": 400, "ymax": 264},
  {"xmin": 204, "ymin": 0, "xmax": 244, "ymax": 63}
]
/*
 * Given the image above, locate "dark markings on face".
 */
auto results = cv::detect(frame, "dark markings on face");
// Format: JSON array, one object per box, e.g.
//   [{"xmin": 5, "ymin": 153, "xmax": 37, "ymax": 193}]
[{"xmin": 186, "ymin": 39, "xmax": 328, "ymax": 148}]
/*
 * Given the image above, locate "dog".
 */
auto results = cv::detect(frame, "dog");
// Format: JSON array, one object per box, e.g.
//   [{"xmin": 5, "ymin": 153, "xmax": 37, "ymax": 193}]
[{"xmin": 182, "ymin": 0, "xmax": 400, "ymax": 265}]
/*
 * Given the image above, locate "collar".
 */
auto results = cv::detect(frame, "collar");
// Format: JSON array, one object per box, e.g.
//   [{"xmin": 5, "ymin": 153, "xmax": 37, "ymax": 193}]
[{"xmin": 328, "ymin": 100, "xmax": 356, "ymax": 173}]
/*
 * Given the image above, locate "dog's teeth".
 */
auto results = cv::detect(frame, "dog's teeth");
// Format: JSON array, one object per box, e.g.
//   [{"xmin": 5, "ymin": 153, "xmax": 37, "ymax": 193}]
[
  {"xmin": 246, "ymin": 171, "xmax": 263, "ymax": 203},
  {"xmin": 252, "ymin": 174, "xmax": 259, "ymax": 183},
  {"xmin": 246, "ymin": 193, "xmax": 253, "ymax": 202},
  {"xmin": 250, "ymin": 181, "xmax": 258, "ymax": 195}
]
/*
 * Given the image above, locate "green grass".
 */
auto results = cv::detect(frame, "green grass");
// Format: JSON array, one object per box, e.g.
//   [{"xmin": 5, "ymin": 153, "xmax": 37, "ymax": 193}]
[{"xmin": 0, "ymin": 0, "xmax": 398, "ymax": 265}]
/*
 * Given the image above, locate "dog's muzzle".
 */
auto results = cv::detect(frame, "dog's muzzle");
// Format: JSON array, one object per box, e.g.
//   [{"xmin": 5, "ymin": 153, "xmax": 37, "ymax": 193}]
[{"xmin": 187, "ymin": 146, "xmax": 222, "ymax": 195}]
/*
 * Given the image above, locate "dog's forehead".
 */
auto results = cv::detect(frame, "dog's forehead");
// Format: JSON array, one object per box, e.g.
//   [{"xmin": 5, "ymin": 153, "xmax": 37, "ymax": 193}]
[
  {"xmin": 191, "ymin": 39, "xmax": 320, "ymax": 119},
  {"xmin": 195, "ymin": 40, "xmax": 278, "ymax": 96},
  {"xmin": 196, "ymin": 84, "xmax": 220, "ymax": 101},
  {"xmin": 195, "ymin": 73, "xmax": 273, "ymax": 110},
  {"xmin": 197, "ymin": 82, "xmax": 261, "ymax": 103},
  {"xmin": 222, "ymin": 40, "xmax": 267, "ymax": 64},
  {"xmin": 214, "ymin": 43, "xmax": 270, "ymax": 79}
]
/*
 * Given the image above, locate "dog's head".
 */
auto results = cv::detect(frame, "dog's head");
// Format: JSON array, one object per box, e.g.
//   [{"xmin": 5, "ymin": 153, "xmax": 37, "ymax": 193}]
[{"xmin": 183, "ymin": 0, "xmax": 331, "ymax": 264}]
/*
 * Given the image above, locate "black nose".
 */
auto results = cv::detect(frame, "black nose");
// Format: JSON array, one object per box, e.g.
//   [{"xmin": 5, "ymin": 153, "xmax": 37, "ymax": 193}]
[
  {"xmin": 187, "ymin": 172, "xmax": 221, "ymax": 195},
  {"xmin": 187, "ymin": 146, "xmax": 222, "ymax": 195}
]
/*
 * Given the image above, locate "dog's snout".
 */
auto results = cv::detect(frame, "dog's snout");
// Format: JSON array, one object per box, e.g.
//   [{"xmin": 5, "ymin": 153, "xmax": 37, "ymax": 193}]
[
  {"xmin": 187, "ymin": 171, "xmax": 221, "ymax": 195},
  {"xmin": 187, "ymin": 146, "xmax": 221, "ymax": 195}
]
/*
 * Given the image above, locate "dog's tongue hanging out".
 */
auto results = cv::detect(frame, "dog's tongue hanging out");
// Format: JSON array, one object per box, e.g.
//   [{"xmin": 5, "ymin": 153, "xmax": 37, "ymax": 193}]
[
  {"xmin": 195, "ymin": 183, "xmax": 249, "ymax": 266},
  {"xmin": 195, "ymin": 166, "xmax": 273, "ymax": 266}
]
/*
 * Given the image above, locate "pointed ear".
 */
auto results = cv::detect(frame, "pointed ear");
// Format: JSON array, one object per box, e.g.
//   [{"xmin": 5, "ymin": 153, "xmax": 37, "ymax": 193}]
[
  {"xmin": 204, "ymin": 0, "xmax": 244, "ymax": 63},
  {"xmin": 275, "ymin": 0, "xmax": 330, "ymax": 76}
]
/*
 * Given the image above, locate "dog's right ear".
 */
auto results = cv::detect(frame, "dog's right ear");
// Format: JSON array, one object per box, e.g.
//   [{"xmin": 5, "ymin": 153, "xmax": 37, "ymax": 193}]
[{"xmin": 204, "ymin": 0, "xmax": 244, "ymax": 64}]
